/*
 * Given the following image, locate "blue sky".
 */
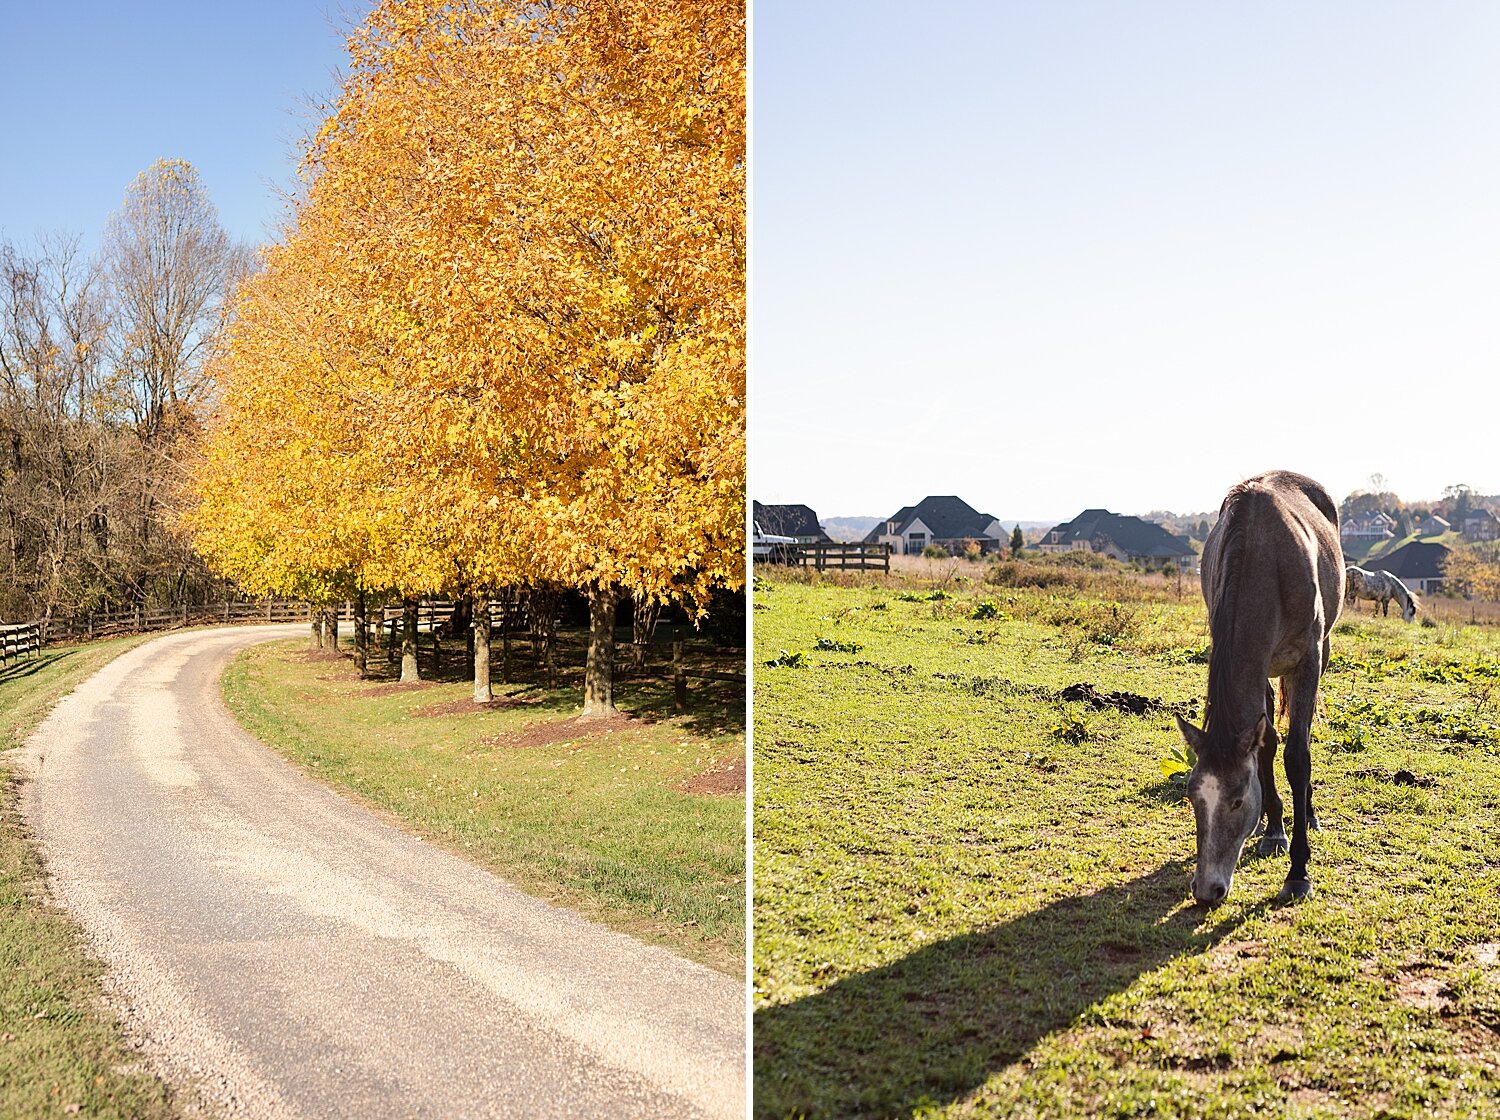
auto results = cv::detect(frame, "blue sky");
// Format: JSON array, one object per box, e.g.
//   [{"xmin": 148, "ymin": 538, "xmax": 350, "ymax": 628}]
[
  {"xmin": 752, "ymin": 2, "xmax": 1500, "ymax": 521},
  {"xmin": 0, "ymin": 1, "xmax": 370, "ymax": 252}
]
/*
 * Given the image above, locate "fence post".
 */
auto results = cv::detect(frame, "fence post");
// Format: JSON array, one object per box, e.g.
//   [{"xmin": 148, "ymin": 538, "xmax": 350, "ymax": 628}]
[
  {"xmin": 673, "ymin": 640, "xmax": 687, "ymax": 712},
  {"xmin": 134, "ymin": 605, "xmax": 142, "ymax": 631}
]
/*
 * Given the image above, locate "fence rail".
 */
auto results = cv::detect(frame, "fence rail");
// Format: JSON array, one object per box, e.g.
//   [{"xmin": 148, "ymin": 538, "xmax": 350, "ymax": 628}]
[
  {"xmin": 789, "ymin": 541, "xmax": 891, "ymax": 572},
  {"xmin": 36, "ymin": 601, "xmax": 313, "ymax": 645},
  {"xmin": 0, "ymin": 622, "xmax": 41, "ymax": 667}
]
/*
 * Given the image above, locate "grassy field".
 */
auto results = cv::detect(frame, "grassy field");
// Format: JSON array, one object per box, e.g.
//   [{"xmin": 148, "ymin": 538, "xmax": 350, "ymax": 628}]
[
  {"xmin": 0, "ymin": 634, "xmax": 182, "ymax": 1120},
  {"xmin": 753, "ymin": 562, "xmax": 1500, "ymax": 1119},
  {"xmin": 222, "ymin": 634, "xmax": 746, "ymax": 973}
]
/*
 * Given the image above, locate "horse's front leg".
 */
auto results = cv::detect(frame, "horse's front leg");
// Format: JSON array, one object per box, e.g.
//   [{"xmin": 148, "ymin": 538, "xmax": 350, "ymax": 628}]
[{"xmin": 1278, "ymin": 655, "xmax": 1322, "ymax": 901}]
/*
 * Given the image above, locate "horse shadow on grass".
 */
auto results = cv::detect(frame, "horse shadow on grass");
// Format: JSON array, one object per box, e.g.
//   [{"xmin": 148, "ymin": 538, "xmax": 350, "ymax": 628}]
[{"xmin": 754, "ymin": 861, "xmax": 1260, "ymax": 1119}]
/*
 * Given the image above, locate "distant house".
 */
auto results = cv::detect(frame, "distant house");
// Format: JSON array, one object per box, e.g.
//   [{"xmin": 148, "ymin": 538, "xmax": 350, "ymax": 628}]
[
  {"xmin": 1463, "ymin": 508, "xmax": 1499, "ymax": 541},
  {"xmin": 1037, "ymin": 509, "xmax": 1195, "ymax": 568},
  {"xmin": 752, "ymin": 502, "xmax": 831, "ymax": 544},
  {"xmin": 863, "ymin": 495, "xmax": 1007, "ymax": 556},
  {"xmin": 1341, "ymin": 512, "xmax": 1397, "ymax": 542},
  {"xmin": 1415, "ymin": 514, "xmax": 1450, "ymax": 537},
  {"xmin": 1370, "ymin": 540, "xmax": 1451, "ymax": 595}
]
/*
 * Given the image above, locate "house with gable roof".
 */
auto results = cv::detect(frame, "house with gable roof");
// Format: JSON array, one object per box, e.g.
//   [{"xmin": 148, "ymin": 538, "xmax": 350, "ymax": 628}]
[
  {"xmin": 862, "ymin": 495, "xmax": 1007, "ymax": 556},
  {"xmin": 751, "ymin": 502, "xmax": 832, "ymax": 545},
  {"xmin": 1372, "ymin": 539, "xmax": 1451, "ymax": 595},
  {"xmin": 1036, "ymin": 509, "xmax": 1195, "ymax": 568},
  {"xmin": 1463, "ymin": 508, "xmax": 1499, "ymax": 541}
]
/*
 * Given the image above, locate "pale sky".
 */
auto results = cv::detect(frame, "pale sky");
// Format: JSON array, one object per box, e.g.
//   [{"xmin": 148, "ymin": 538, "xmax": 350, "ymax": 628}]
[
  {"xmin": 751, "ymin": 2, "xmax": 1500, "ymax": 523},
  {"xmin": 0, "ymin": 2, "xmax": 367, "ymax": 253}
]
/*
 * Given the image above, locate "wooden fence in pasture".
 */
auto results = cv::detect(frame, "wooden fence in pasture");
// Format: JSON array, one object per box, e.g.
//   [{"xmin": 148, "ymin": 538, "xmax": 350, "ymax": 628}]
[
  {"xmin": 0, "ymin": 622, "xmax": 41, "ymax": 667},
  {"xmin": 791, "ymin": 542, "xmax": 890, "ymax": 572}
]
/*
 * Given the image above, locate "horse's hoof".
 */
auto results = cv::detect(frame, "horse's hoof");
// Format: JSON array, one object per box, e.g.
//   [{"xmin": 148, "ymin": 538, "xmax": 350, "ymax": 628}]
[
  {"xmin": 1308, "ymin": 814, "xmax": 1322, "ymax": 832},
  {"xmin": 1277, "ymin": 878, "xmax": 1313, "ymax": 903},
  {"xmin": 1257, "ymin": 835, "xmax": 1289, "ymax": 857}
]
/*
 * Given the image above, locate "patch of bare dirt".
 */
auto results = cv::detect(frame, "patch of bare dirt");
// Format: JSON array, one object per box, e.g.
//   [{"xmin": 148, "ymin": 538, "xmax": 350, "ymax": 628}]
[
  {"xmin": 676, "ymin": 756, "xmax": 745, "ymax": 796},
  {"xmin": 361, "ymin": 680, "xmax": 442, "ymax": 698},
  {"xmin": 292, "ymin": 649, "xmax": 350, "ymax": 663},
  {"xmin": 410, "ymin": 696, "xmax": 541, "ymax": 718},
  {"xmin": 1396, "ymin": 968, "xmax": 1452, "ymax": 1012},
  {"xmin": 1207, "ymin": 939, "xmax": 1265, "ymax": 974},
  {"xmin": 484, "ymin": 713, "xmax": 647, "ymax": 750}
]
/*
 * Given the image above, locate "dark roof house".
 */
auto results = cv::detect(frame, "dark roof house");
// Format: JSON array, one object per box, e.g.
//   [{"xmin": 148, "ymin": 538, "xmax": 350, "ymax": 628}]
[
  {"xmin": 752, "ymin": 502, "xmax": 831, "ymax": 543},
  {"xmin": 1038, "ymin": 509, "xmax": 1195, "ymax": 566},
  {"xmin": 1369, "ymin": 540, "xmax": 1450, "ymax": 593},
  {"xmin": 863, "ymin": 495, "xmax": 1006, "ymax": 555}
]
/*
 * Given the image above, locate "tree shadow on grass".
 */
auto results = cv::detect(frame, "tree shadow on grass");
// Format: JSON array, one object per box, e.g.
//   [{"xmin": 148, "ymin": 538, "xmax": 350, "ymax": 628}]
[
  {"xmin": 754, "ymin": 861, "xmax": 1258, "ymax": 1119},
  {"xmin": 622, "ymin": 676, "xmax": 745, "ymax": 739}
]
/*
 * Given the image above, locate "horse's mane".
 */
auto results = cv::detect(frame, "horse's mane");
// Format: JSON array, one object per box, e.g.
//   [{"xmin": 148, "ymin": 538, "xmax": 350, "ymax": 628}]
[{"xmin": 1203, "ymin": 483, "xmax": 1253, "ymax": 756}]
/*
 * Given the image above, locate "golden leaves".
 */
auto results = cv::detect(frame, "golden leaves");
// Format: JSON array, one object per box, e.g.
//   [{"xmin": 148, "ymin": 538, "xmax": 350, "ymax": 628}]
[{"xmin": 191, "ymin": 0, "xmax": 744, "ymax": 607}]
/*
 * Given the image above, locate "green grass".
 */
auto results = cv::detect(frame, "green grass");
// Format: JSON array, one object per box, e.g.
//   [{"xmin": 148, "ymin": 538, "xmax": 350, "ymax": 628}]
[
  {"xmin": 222, "ymin": 637, "xmax": 746, "ymax": 974},
  {"xmin": 0, "ymin": 634, "xmax": 182, "ymax": 1120},
  {"xmin": 753, "ymin": 567, "xmax": 1500, "ymax": 1118}
]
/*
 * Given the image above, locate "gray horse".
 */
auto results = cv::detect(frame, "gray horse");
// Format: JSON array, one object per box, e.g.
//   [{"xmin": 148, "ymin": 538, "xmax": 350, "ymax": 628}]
[
  {"xmin": 1175, "ymin": 471, "xmax": 1344, "ymax": 905},
  {"xmin": 1346, "ymin": 565, "xmax": 1417, "ymax": 622}
]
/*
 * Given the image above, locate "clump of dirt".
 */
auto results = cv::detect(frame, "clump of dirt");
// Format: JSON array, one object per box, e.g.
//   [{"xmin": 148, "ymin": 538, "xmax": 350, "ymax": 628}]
[
  {"xmin": 677, "ymin": 756, "xmax": 745, "ymax": 796},
  {"xmin": 484, "ymin": 713, "xmax": 647, "ymax": 750},
  {"xmin": 1058, "ymin": 682, "xmax": 1163, "ymax": 715},
  {"xmin": 410, "ymin": 696, "xmax": 539, "ymax": 718},
  {"xmin": 1351, "ymin": 768, "xmax": 1437, "ymax": 788}
]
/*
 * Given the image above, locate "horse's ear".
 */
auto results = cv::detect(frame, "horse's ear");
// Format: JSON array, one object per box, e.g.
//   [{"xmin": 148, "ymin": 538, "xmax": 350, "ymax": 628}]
[
  {"xmin": 1236, "ymin": 714, "xmax": 1270, "ymax": 758},
  {"xmin": 1175, "ymin": 713, "xmax": 1206, "ymax": 753}
]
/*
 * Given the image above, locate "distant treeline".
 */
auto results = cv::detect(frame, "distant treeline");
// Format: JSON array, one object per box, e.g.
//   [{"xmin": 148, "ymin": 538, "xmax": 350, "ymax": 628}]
[{"xmin": 0, "ymin": 161, "xmax": 251, "ymax": 625}]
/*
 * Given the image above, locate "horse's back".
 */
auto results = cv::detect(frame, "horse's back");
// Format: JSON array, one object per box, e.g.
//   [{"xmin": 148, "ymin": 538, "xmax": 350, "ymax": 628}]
[{"xmin": 1202, "ymin": 470, "xmax": 1344, "ymax": 635}]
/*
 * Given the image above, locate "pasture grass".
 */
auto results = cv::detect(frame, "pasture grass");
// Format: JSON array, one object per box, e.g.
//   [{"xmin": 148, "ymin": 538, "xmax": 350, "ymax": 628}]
[
  {"xmin": 0, "ymin": 634, "xmax": 181, "ymax": 1119},
  {"xmin": 753, "ymin": 566, "xmax": 1500, "ymax": 1118},
  {"xmin": 222, "ymin": 637, "xmax": 746, "ymax": 973}
]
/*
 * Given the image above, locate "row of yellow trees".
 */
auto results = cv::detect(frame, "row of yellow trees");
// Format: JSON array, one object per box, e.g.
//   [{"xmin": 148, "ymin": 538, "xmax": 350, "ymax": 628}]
[{"xmin": 189, "ymin": 0, "xmax": 745, "ymax": 716}]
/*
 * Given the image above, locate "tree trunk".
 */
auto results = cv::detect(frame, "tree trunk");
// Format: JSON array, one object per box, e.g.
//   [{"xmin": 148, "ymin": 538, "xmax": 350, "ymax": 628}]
[
  {"xmin": 327, "ymin": 606, "xmax": 339, "ymax": 650},
  {"xmin": 309, "ymin": 605, "xmax": 321, "ymax": 650},
  {"xmin": 582, "ymin": 582, "xmax": 619, "ymax": 719},
  {"xmin": 473, "ymin": 598, "xmax": 492, "ymax": 703},
  {"xmin": 354, "ymin": 590, "xmax": 368, "ymax": 678},
  {"xmin": 631, "ymin": 596, "xmax": 660, "ymax": 671},
  {"xmin": 401, "ymin": 597, "xmax": 420, "ymax": 682},
  {"xmin": 498, "ymin": 589, "xmax": 512, "ymax": 684}
]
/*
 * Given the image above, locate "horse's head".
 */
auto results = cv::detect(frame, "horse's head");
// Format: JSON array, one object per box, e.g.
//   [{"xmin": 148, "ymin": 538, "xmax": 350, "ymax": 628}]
[
  {"xmin": 1402, "ymin": 595, "xmax": 1417, "ymax": 623},
  {"xmin": 1174, "ymin": 713, "xmax": 1271, "ymax": 905}
]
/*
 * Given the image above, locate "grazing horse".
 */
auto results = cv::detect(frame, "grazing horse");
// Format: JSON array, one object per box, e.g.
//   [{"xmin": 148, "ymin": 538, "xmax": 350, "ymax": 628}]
[
  {"xmin": 1175, "ymin": 471, "xmax": 1344, "ymax": 905},
  {"xmin": 1345, "ymin": 565, "xmax": 1417, "ymax": 622}
]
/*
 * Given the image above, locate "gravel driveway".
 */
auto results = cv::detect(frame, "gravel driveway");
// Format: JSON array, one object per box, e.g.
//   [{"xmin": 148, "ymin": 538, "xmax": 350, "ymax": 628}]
[{"xmin": 18, "ymin": 625, "xmax": 745, "ymax": 1119}]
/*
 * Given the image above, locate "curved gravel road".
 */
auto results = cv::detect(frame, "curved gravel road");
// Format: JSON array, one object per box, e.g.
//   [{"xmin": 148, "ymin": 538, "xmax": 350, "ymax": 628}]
[{"xmin": 18, "ymin": 625, "xmax": 745, "ymax": 1119}]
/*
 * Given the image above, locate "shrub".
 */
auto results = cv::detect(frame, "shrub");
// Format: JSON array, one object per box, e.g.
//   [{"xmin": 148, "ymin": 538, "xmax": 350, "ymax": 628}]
[
  {"xmin": 814, "ymin": 636, "xmax": 864, "ymax": 654},
  {"xmin": 922, "ymin": 543, "xmax": 950, "ymax": 559}
]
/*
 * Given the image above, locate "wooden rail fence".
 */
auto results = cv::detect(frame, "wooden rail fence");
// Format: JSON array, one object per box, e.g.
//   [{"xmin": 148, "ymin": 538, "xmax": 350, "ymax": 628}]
[
  {"xmin": 0, "ymin": 622, "xmax": 41, "ymax": 667},
  {"xmin": 790, "ymin": 542, "xmax": 891, "ymax": 572}
]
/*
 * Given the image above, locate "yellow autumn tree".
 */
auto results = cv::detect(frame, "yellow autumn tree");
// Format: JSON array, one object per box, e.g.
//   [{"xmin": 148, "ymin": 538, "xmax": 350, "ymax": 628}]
[{"xmin": 192, "ymin": 0, "xmax": 745, "ymax": 713}]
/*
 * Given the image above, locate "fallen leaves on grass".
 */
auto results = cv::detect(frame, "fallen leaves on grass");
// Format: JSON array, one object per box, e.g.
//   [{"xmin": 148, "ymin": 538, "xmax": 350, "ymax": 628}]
[{"xmin": 676, "ymin": 756, "xmax": 745, "ymax": 796}]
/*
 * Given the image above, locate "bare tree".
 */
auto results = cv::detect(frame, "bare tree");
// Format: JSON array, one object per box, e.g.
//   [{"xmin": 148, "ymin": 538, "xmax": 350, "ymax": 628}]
[{"xmin": 101, "ymin": 158, "xmax": 251, "ymax": 441}]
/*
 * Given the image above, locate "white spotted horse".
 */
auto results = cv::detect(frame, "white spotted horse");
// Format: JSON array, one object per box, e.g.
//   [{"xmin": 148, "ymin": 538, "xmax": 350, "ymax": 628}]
[{"xmin": 1345, "ymin": 565, "xmax": 1417, "ymax": 622}]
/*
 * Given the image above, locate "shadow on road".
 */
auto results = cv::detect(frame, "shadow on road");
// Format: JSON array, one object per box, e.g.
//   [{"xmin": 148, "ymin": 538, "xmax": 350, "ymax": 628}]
[{"xmin": 754, "ymin": 861, "xmax": 1256, "ymax": 1119}]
